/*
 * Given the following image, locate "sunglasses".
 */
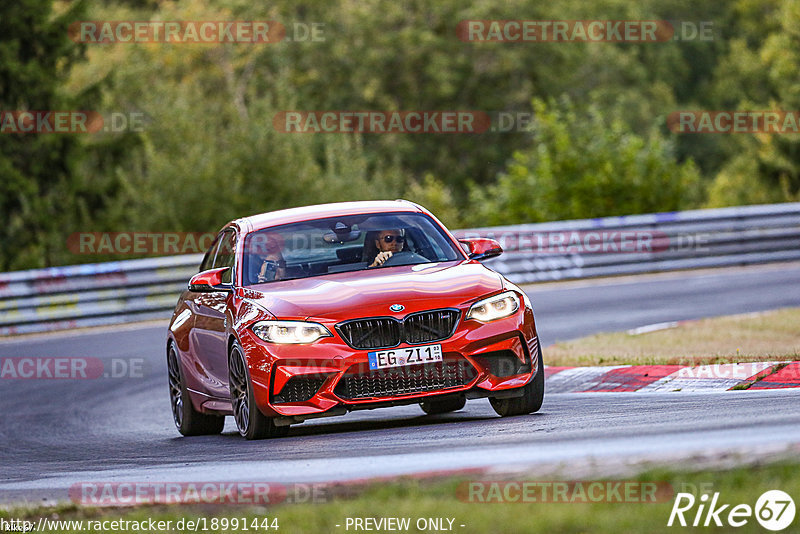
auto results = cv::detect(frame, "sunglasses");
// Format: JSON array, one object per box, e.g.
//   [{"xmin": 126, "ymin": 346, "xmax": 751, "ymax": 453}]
[{"xmin": 381, "ymin": 235, "xmax": 405, "ymax": 244}]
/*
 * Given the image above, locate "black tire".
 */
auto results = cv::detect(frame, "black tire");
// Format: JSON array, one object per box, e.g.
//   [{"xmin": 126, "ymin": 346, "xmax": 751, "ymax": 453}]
[
  {"xmin": 489, "ymin": 346, "xmax": 545, "ymax": 417},
  {"xmin": 167, "ymin": 343, "xmax": 225, "ymax": 436},
  {"xmin": 229, "ymin": 341, "xmax": 289, "ymax": 440},
  {"xmin": 420, "ymin": 396, "xmax": 466, "ymax": 415}
]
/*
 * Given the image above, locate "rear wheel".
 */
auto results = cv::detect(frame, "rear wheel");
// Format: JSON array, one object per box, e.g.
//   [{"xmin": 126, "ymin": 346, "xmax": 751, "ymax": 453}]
[
  {"xmin": 489, "ymin": 346, "xmax": 545, "ymax": 417},
  {"xmin": 229, "ymin": 342, "xmax": 289, "ymax": 440},
  {"xmin": 420, "ymin": 396, "xmax": 466, "ymax": 415},
  {"xmin": 167, "ymin": 343, "xmax": 224, "ymax": 436}
]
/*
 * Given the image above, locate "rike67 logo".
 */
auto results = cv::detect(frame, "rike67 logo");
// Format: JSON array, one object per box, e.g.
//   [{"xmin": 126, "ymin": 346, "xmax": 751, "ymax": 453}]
[{"xmin": 668, "ymin": 490, "xmax": 795, "ymax": 531}]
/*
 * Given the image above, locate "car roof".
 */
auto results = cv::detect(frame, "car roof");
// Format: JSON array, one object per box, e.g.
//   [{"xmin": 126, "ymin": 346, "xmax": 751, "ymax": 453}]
[{"xmin": 235, "ymin": 200, "xmax": 425, "ymax": 233}]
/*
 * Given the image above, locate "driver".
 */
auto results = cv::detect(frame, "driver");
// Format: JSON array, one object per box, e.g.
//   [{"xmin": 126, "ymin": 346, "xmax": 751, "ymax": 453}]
[{"xmin": 368, "ymin": 229, "xmax": 405, "ymax": 267}]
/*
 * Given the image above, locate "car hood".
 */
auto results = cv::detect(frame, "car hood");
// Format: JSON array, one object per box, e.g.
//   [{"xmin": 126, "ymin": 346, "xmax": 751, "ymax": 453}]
[{"xmin": 237, "ymin": 261, "xmax": 504, "ymax": 321}]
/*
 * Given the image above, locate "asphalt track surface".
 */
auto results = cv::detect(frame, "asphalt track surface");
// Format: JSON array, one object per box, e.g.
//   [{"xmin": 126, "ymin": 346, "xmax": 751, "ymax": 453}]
[{"xmin": 2, "ymin": 263, "xmax": 800, "ymax": 504}]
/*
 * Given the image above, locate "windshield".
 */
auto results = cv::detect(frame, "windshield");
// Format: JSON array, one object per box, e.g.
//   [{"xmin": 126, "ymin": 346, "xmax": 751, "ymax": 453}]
[{"xmin": 242, "ymin": 212, "xmax": 463, "ymax": 286}]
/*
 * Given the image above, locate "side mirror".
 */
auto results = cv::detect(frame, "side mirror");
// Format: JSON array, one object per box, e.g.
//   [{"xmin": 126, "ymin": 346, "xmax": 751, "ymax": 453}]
[
  {"xmin": 189, "ymin": 267, "xmax": 232, "ymax": 292},
  {"xmin": 459, "ymin": 238, "xmax": 503, "ymax": 261}
]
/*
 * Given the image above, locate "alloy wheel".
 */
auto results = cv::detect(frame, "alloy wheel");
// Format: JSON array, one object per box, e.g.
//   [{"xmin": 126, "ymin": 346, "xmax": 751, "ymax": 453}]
[
  {"xmin": 167, "ymin": 345, "xmax": 184, "ymax": 428},
  {"xmin": 229, "ymin": 346, "xmax": 250, "ymax": 435}
]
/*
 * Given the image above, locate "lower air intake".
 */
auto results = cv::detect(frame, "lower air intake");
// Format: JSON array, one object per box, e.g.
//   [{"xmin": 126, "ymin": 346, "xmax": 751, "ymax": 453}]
[
  {"xmin": 274, "ymin": 375, "xmax": 328, "ymax": 403},
  {"xmin": 471, "ymin": 350, "xmax": 530, "ymax": 378},
  {"xmin": 333, "ymin": 360, "xmax": 476, "ymax": 400}
]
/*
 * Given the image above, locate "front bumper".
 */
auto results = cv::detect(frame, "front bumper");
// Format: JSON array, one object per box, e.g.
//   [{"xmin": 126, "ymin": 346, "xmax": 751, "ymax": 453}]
[{"xmin": 238, "ymin": 305, "xmax": 539, "ymax": 420}]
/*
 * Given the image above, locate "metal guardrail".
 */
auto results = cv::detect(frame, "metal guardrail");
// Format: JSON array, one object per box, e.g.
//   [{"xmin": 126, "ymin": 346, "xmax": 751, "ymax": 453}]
[
  {"xmin": 1, "ymin": 202, "xmax": 799, "ymax": 335},
  {"xmin": 455, "ymin": 202, "xmax": 800, "ymax": 283},
  {"xmin": 0, "ymin": 255, "xmax": 202, "ymax": 336}
]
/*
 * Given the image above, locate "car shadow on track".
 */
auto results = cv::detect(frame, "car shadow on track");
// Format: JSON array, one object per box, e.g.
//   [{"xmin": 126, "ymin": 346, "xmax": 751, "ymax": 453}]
[{"xmin": 211, "ymin": 412, "xmax": 501, "ymax": 441}]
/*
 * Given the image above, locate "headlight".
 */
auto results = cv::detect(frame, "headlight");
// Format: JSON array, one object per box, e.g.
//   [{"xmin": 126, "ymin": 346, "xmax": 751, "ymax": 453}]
[
  {"xmin": 251, "ymin": 321, "xmax": 332, "ymax": 344},
  {"xmin": 466, "ymin": 291, "xmax": 520, "ymax": 322}
]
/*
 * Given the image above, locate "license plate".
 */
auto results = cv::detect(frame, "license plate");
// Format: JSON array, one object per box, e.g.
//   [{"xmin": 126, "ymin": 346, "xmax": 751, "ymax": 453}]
[{"xmin": 368, "ymin": 344, "xmax": 443, "ymax": 370}]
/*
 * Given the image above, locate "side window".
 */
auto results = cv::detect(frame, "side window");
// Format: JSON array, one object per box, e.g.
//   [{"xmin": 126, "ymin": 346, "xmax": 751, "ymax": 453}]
[
  {"xmin": 199, "ymin": 235, "xmax": 222, "ymax": 272},
  {"xmin": 212, "ymin": 229, "xmax": 237, "ymax": 284}
]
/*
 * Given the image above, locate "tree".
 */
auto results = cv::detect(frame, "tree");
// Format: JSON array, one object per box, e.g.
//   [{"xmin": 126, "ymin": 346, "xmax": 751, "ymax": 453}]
[
  {"xmin": 705, "ymin": 0, "xmax": 800, "ymax": 207},
  {"xmin": 0, "ymin": 0, "xmax": 90, "ymax": 269},
  {"xmin": 468, "ymin": 97, "xmax": 701, "ymax": 225}
]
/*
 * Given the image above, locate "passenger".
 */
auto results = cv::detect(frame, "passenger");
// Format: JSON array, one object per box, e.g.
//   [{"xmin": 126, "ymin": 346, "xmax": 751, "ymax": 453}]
[
  {"xmin": 257, "ymin": 251, "xmax": 286, "ymax": 282},
  {"xmin": 249, "ymin": 234, "xmax": 286, "ymax": 282}
]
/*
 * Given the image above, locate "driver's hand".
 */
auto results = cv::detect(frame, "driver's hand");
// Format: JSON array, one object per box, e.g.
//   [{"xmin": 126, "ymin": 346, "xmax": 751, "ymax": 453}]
[
  {"xmin": 370, "ymin": 251, "xmax": 393, "ymax": 267},
  {"xmin": 257, "ymin": 262, "xmax": 269, "ymax": 282}
]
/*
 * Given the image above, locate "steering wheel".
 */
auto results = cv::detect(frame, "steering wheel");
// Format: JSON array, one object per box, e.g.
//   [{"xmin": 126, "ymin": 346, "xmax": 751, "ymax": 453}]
[{"xmin": 382, "ymin": 251, "xmax": 428, "ymax": 267}]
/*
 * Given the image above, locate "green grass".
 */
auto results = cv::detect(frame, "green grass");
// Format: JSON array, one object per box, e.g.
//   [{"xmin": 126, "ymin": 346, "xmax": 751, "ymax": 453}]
[
  {"xmin": 4, "ymin": 460, "xmax": 799, "ymax": 533},
  {"xmin": 544, "ymin": 307, "xmax": 800, "ymax": 367}
]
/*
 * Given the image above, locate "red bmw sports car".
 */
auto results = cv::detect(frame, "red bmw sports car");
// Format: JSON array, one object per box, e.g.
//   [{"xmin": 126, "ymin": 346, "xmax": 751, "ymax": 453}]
[{"xmin": 167, "ymin": 200, "xmax": 544, "ymax": 439}]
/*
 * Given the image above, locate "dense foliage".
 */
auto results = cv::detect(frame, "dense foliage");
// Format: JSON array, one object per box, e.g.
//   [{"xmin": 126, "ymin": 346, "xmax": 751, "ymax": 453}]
[{"xmin": 1, "ymin": 0, "xmax": 798, "ymax": 269}]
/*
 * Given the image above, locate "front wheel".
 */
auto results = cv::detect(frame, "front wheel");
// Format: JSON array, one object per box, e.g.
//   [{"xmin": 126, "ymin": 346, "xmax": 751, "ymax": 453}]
[
  {"xmin": 229, "ymin": 341, "xmax": 289, "ymax": 440},
  {"xmin": 167, "ymin": 343, "xmax": 224, "ymax": 436},
  {"xmin": 489, "ymin": 346, "xmax": 545, "ymax": 417}
]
